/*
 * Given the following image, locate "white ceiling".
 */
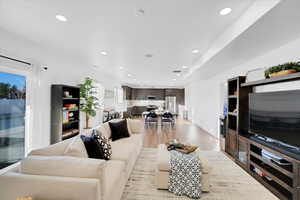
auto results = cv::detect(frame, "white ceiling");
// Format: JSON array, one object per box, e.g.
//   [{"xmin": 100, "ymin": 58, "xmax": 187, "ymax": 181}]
[
  {"xmin": 189, "ymin": 0, "xmax": 300, "ymax": 80},
  {"xmin": 0, "ymin": 0, "xmax": 255, "ymax": 87}
]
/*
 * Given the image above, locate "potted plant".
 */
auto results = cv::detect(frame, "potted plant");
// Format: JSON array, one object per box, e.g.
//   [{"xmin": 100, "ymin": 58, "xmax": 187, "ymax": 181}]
[
  {"xmin": 264, "ymin": 62, "xmax": 300, "ymax": 78},
  {"xmin": 79, "ymin": 77, "xmax": 100, "ymax": 129}
]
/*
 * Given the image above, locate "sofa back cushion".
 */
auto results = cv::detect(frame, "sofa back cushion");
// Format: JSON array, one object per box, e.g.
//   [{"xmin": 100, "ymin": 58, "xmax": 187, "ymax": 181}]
[
  {"xmin": 20, "ymin": 156, "xmax": 105, "ymax": 179},
  {"xmin": 63, "ymin": 136, "xmax": 88, "ymax": 158},
  {"xmin": 101, "ymin": 122, "xmax": 112, "ymax": 138},
  {"xmin": 127, "ymin": 119, "xmax": 143, "ymax": 134},
  {"xmin": 29, "ymin": 137, "xmax": 73, "ymax": 156},
  {"xmin": 95, "ymin": 124, "xmax": 111, "ymax": 139}
]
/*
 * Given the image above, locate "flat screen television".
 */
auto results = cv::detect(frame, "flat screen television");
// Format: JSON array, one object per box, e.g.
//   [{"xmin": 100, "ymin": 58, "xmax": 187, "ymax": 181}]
[{"xmin": 249, "ymin": 90, "xmax": 300, "ymax": 148}]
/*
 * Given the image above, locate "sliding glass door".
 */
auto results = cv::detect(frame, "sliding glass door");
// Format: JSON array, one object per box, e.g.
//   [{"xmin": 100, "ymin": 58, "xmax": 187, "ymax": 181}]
[{"xmin": 0, "ymin": 71, "xmax": 26, "ymax": 169}]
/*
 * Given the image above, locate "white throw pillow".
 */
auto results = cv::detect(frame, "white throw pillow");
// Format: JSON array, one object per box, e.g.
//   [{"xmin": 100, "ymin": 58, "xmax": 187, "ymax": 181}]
[{"xmin": 64, "ymin": 136, "xmax": 88, "ymax": 158}]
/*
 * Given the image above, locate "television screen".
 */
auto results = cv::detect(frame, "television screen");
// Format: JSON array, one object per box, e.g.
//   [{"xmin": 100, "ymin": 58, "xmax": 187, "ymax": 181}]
[{"xmin": 249, "ymin": 90, "xmax": 300, "ymax": 148}]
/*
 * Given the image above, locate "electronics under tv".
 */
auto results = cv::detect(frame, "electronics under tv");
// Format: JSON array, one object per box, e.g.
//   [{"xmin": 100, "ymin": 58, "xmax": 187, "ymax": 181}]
[
  {"xmin": 261, "ymin": 150, "xmax": 291, "ymax": 166},
  {"xmin": 249, "ymin": 90, "xmax": 300, "ymax": 149}
]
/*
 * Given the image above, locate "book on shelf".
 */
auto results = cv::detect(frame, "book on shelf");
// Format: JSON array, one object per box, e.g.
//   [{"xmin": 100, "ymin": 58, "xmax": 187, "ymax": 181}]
[{"xmin": 63, "ymin": 112, "xmax": 69, "ymax": 123}]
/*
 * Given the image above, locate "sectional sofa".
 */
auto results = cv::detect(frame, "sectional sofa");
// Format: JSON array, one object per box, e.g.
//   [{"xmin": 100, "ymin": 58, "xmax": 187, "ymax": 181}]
[{"xmin": 0, "ymin": 119, "xmax": 144, "ymax": 200}]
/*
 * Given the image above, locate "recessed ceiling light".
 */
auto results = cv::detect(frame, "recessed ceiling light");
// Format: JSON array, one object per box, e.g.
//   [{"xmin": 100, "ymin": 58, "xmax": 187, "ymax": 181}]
[
  {"xmin": 192, "ymin": 49, "xmax": 199, "ymax": 54},
  {"xmin": 119, "ymin": 66, "xmax": 124, "ymax": 70},
  {"xmin": 55, "ymin": 15, "xmax": 68, "ymax": 22},
  {"xmin": 173, "ymin": 79, "xmax": 177, "ymax": 81},
  {"xmin": 127, "ymin": 74, "xmax": 132, "ymax": 77},
  {"xmin": 219, "ymin": 8, "xmax": 232, "ymax": 15},
  {"xmin": 182, "ymin": 66, "xmax": 188, "ymax": 69},
  {"xmin": 134, "ymin": 79, "xmax": 137, "ymax": 81},
  {"xmin": 172, "ymin": 70, "xmax": 182, "ymax": 73},
  {"xmin": 100, "ymin": 51, "xmax": 108, "ymax": 56},
  {"xmin": 135, "ymin": 9, "xmax": 145, "ymax": 16}
]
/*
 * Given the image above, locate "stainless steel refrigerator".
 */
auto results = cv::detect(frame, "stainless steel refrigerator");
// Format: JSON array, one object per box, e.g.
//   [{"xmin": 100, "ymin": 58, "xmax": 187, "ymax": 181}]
[{"xmin": 165, "ymin": 96, "xmax": 176, "ymax": 114}]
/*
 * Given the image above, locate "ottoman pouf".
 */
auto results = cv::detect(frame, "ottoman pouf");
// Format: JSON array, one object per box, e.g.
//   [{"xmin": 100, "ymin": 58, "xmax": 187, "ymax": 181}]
[{"xmin": 155, "ymin": 144, "xmax": 212, "ymax": 192}]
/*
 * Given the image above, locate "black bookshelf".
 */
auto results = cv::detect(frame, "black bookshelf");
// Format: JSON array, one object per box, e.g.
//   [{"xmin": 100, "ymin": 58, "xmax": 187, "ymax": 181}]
[{"xmin": 51, "ymin": 85, "xmax": 80, "ymax": 144}]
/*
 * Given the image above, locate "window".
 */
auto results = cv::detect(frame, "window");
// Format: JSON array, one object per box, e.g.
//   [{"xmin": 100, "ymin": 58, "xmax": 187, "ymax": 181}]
[{"xmin": 0, "ymin": 72, "xmax": 26, "ymax": 169}]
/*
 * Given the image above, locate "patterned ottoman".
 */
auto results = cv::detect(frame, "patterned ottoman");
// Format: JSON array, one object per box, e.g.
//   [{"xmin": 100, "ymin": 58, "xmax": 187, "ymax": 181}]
[{"xmin": 155, "ymin": 144, "xmax": 212, "ymax": 192}]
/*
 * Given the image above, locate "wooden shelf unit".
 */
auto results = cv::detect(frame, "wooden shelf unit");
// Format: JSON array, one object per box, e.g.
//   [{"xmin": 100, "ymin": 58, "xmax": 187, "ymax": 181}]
[
  {"xmin": 248, "ymin": 138, "xmax": 298, "ymax": 200},
  {"xmin": 225, "ymin": 74, "xmax": 300, "ymax": 200},
  {"xmin": 51, "ymin": 85, "xmax": 80, "ymax": 144},
  {"xmin": 225, "ymin": 76, "xmax": 252, "ymax": 159}
]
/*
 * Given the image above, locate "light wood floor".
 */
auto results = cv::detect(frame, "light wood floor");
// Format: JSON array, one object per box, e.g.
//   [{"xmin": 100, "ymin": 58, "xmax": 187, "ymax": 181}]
[{"xmin": 142, "ymin": 118, "xmax": 220, "ymax": 151}]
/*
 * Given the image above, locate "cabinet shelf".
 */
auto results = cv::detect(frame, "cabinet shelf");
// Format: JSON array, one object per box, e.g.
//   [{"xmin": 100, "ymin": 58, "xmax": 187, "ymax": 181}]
[
  {"xmin": 63, "ymin": 120, "xmax": 79, "ymax": 125},
  {"xmin": 63, "ymin": 98, "xmax": 79, "ymax": 100},
  {"xmin": 63, "ymin": 109, "xmax": 79, "ymax": 112},
  {"xmin": 228, "ymin": 112, "xmax": 237, "ymax": 116},
  {"xmin": 250, "ymin": 151, "xmax": 293, "ymax": 178},
  {"xmin": 250, "ymin": 160, "xmax": 293, "ymax": 191},
  {"xmin": 62, "ymin": 130, "xmax": 79, "ymax": 140},
  {"xmin": 250, "ymin": 170, "xmax": 291, "ymax": 200},
  {"xmin": 247, "ymin": 140, "xmax": 299, "ymax": 200}
]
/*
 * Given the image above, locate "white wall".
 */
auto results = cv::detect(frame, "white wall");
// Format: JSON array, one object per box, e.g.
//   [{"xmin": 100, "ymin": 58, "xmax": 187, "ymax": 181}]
[
  {"xmin": 0, "ymin": 28, "xmax": 122, "ymax": 150},
  {"xmin": 186, "ymin": 36, "xmax": 300, "ymax": 138}
]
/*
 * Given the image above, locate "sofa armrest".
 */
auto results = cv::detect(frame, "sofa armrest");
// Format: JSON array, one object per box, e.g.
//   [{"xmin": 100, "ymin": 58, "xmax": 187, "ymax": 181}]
[
  {"xmin": 128, "ymin": 119, "xmax": 143, "ymax": 134},
  {"xmin": 0, "ymin": 172, "xmax": 101, "ymax": 200}
]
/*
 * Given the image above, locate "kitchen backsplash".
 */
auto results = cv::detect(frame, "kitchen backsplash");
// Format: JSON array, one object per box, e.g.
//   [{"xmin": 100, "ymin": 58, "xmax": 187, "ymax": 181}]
[{"xmin": 127, "ymin": 100, "xmax": 165, "ymax": 107}]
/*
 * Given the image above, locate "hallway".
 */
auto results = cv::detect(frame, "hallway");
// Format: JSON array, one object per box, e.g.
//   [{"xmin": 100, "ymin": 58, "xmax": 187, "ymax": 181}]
[{"xmin": 142, "ymin": 119, "xmax": 220, "ymax": 151}]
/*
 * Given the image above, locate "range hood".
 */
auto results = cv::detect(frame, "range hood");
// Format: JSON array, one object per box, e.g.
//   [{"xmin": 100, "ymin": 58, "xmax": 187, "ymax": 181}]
[{"xmin": 147, "ymin": 96, "xmax": 156, "ymax": 100}]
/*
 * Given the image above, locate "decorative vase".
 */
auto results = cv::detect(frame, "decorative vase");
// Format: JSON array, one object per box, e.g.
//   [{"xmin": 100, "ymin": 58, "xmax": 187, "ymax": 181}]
[{"xmin": 268, "ymin": 69, "xmax": 297, "ymax": 78}]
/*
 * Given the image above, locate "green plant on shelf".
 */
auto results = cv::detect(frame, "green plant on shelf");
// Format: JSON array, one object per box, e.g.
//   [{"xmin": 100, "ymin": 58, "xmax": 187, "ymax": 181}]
[
  {"xmin": 264, "ymin": 62, "xmax": 300, "ymax": 78},
  {"xmin": 79, "ymin": 77, "xmax": 100, "ymax": 128}
]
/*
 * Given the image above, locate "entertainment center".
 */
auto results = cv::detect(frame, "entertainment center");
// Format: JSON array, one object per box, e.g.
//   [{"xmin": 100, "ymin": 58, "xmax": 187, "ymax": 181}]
[{"xmin": 225, "ymin": 73, "xmax": 300, "ymax": 200}]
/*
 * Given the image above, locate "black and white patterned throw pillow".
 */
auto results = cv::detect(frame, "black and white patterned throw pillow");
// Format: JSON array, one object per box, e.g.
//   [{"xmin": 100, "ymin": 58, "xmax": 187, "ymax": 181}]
[{"xmin": 92, "ymin": 130, "xmax": 112, "ymax": 160}]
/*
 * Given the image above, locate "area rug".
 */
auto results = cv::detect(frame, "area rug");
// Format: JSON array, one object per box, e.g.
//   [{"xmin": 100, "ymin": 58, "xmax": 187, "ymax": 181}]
[{"xmin": 121, "ymin": 148, "xmax": 277, "ymax": 200}]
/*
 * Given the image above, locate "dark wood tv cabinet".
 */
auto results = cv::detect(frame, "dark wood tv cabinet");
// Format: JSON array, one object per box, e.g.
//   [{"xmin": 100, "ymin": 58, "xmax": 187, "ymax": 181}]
[
  {"xmin": 225, "ymin": 75, "xmax": 300, "ymax": 200},
  {"xmin": 235, "ymin": 136, "xmax": 300, "ymax": 200}
]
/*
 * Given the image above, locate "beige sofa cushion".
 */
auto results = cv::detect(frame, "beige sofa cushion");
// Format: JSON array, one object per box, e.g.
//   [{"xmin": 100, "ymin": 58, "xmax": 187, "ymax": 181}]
[
  {"xmin": 127, "ymin": 119, "xmax": 143, "ymax": 134},
  {"xmin": 102, "ymin": 122, "xmax": 112, "ymax": 138},
  {"xmin": 102, "ymin": 160, "xmax": 126, "ymax": 200},
  {"xmin": 29, "ymin": 137, "xmax": 73, "ymax": 156},
  {"xmin": 110, "ymin": 141, "xmax": 137, "ymax": 163},
  {"xmin": 195, "ymin": 149, "xmax": 212, "ymax": 174},
  {"xmin": 64, "ymin": 136, "xmax": 88, "ymax": 158},
  {"xmin": 95, "ymin": 119, "xmax": 142, "ymax": 139},
  {"xmin": 158, "ymin": 144, "xmax": 171, "ymax": 171},
  {"xmin": 96, "ymin": 125, "xmax": 110, "ymax": 139},
  {"xmin": 20, "ymin": 156, "xmax": 105, "ymax": 179},
  {"xmin": 126, "ymin": 120, "xmax": 133, "ymax": 135}
]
